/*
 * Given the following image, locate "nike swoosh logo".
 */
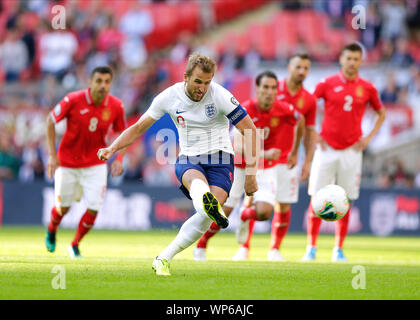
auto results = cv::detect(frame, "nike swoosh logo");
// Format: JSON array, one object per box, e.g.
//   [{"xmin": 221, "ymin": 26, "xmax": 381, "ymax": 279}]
[{"xmin": 176, "ymin": 110, "xmax": 187, "ymax": 114}]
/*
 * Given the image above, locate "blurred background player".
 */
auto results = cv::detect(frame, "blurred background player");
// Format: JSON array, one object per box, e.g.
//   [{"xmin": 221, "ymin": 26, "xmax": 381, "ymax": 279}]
[
  {"xmin": 302, "ymin": 43, "xmax": 386, "ymax": 262},
  {"xmin": 231, "ymin": 54, "xmax": 317, "ymax": 261},
  {"xmin": 193, "ymin": 70, "xmax": 304, "ymax": 261},
  {"xmin": 45, "ymin": 66, "xmax": 126, "ymax": 258},
  {"xmin": 97, "ymin": 53, "xmax": 259, "ymax": 276}
]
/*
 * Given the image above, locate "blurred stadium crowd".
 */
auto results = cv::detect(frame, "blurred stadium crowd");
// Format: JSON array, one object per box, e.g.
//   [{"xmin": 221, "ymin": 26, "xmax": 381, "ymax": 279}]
[{"xmin": 0, "ymin": 0, "xmax": 419, "ymax": 189}]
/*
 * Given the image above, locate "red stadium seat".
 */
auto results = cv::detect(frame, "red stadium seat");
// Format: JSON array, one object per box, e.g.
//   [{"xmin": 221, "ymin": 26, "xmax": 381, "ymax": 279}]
[{"xmin": 177, "ymin": 1, "xmax": 200, "ymax": 34}]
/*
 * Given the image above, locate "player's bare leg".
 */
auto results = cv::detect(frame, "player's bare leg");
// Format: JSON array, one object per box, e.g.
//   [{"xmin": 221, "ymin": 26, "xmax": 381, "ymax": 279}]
[
  {"xmin": 268, "ymin": 202, "xmax": 290, "ymax": 261},
  {"xmin": 234, "ymin": 199, "xmax": 273, "ymax": 260},
  {"xmin": 332, "ymin": 203, "xmax": 351, "ymax": 262},
  {"xmin": 194, "ymin": 205, "xmax": 234, "ymax": 261},
  {"xmin": 46, "ymin": 206, "xmax": 70, "ymax": 253},
  {"xmin": 69, "ymin": 208, "xmax": 98, "ymax": 258},
  {"xmin": 302, "ymin": 199, "xmax": 321, "ymax": 261}
]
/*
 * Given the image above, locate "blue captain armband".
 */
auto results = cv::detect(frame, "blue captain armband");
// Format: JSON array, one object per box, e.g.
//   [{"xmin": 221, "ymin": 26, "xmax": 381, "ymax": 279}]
[{"xmin": 227, "ymin": 105, "xmax": 247, "ymax": 125}]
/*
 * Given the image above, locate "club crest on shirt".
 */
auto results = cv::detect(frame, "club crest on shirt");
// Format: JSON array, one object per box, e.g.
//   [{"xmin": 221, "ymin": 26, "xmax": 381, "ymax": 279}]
[
  {"xmin": 205, "ymin": 103, "xmax": 217, "ymax": 119},
  {"xmin": 54, "ymin": 103, "xmax": 61, "ymax": 116},
  {"xmin": 271, "ymin": 117, "xmax": 279, "ymax": 127},
  {"xmin": 102, "ymin": 108, "xmax": 111, "ymax": 121},
  {"xmin": 356, "ymin": 86, "xmax": 364, "ymax": 97},
  {"xmin": 297, "ymin": 96, "xmax": 305, "ymax": 109}
]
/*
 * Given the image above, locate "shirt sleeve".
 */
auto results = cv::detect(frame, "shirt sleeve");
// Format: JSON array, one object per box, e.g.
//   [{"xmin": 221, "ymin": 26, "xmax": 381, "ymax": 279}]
[
  {"xmin": 113, "ymin": 103, "xmax": 127, "ymax": 132},
  {"xmin": 144, "ymin": 89, "xmax": 168, "ymax": 120},
  {"xmin": 50, "ymin": 95, "xmax": 72, "ymax": 123},
  {"xmin": 313, "ymin": 79, "xmax": 327, "ymax": 100},
  {"xmin": 368, "ymin": 83, "xmax": 384, "ymax": 111}
]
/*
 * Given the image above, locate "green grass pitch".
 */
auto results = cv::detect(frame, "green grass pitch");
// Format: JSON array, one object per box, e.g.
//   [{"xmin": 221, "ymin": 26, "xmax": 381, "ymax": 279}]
[{"xmin": 0, "ymin": 226, "xmax": 419, "ymax": 300}]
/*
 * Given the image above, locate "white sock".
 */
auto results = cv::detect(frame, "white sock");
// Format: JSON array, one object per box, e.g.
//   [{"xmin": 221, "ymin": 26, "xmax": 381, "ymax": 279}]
[
  {"xmin": 189, "ymin": 179, "xmax": 210, "ymax": 218},
  {"xmin": 158, "ymin": 212, "xmax": 212, "ymax": 261}
]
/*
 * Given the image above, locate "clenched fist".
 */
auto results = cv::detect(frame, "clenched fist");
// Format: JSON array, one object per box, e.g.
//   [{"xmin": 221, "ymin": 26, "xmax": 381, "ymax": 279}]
[
  {"xmin": 244, "ymin": 175, "xmax": 258, "ymax": 196},
  {"xmin": 97, "ymin": 147, "xmax": 114, "ymax": 161}
]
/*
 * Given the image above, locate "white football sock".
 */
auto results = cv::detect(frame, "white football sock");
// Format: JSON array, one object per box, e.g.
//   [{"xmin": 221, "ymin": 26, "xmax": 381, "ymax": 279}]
[
  {"xmin": 189, "ymin": 179, "xmax": 211, "ymax": 218},
  {"xmin": 158, "ymin": 212, "xmax": 212, "ymax": 262}
]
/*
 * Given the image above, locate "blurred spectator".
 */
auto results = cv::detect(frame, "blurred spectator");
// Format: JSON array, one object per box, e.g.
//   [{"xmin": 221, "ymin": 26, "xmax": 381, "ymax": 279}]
[
  {"xmin": 118, "ymin": 1, "xmax": 154, "ymax": 69},
  {"xmin": 380, "ymin": 0, "xmax": 408, "ymax": 41},
  {"xmin": 141, "ymin": 136, "xmax": 177, "ymax": 187},
  {"xmin": 0, "ymin": 131, "xmax": 20, "ymax": 180},
  {"xmin": 415, "ymin": 159, "xmax": 420, "ymax": 188},
  {"xmin": 39, "ymin": 23, "xmax": 78, "ymax": 81},
  {"xmin": 391, "ymin": 37, "xmax": 414, "ymax": 67},
  {"xmin": 360, "ymin": 1, "xmax": 382, "ymax": 50},
  {"xmin": 170, "ymin": 32, "xmax": 193, "ymax": 63},
  {"xmin": 0, "ymin": 28, "xmax": 28, "ymax": 82},
  {"xmin": 380, "ymin": 71, "xmax": 400, "ymax": 103}
]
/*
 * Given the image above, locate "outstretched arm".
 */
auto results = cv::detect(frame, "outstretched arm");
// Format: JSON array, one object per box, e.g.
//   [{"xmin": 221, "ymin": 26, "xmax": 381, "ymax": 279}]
[
  {"xmin": 234, "ymin": 115, "xmax": 259, "ymax": 196},
  {"xmin": 97, "ymin": 114, "xmax": 156, "ymax": 161}
]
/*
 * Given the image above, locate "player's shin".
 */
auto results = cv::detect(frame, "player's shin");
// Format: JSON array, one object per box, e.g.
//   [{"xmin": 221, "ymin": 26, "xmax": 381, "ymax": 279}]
[
  {"xmin": 159, "ymin": 212, "xmax": 212, "ymax": 261},
  {"xmin": 307, "ymin": 202, "xmax": 322, "ymax": 247},
  {"xmin": 196, "ymin": 222, "xmax": 220, "ymax": 249},
  {"xmin": 189, "ymin": 179, "xmax": 211, "ymax": 217},
  {"xmin": 242, "ymin": 219, "xmax": 255, "ymax": 249},
  {"xmin": 335, "ymin": 205, "xmax": 351, "ymax": 249},
  {"xmin": 270, "ymin": 209, "xmax": 291, "ymax": 250},
  {"xmin": 48, "ymin": 206, "xmax": 65, "ymax": 233},
  {"xmin": 71, "ymin": 210, "xmax": 97, "ymax": 246}
]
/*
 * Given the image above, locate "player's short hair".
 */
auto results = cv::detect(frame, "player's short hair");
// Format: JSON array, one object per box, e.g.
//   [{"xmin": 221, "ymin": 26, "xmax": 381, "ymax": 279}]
[
  {"xmin": 255, "ymin": 70, "xmax": 277, "ymax": 86},
  {"xmin": 90, "ymin": 66, "xmax": 113, "ymax": 79},
  {"xmin": 340, "ymin": 43, "xmax": 363, "ymax": 55},
  {"xmin": 185, "ymin": 53, "xmax": 217, "ymax": 76},
  {"xmin": 289, "ymin": 53, "xmax": 311, "ymax": 62}
]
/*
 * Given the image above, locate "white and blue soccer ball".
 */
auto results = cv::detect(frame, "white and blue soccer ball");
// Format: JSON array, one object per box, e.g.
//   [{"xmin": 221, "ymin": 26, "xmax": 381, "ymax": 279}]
[{"xmin": 311, "ymin": 184, "xmax": 350, "ymax": 221}]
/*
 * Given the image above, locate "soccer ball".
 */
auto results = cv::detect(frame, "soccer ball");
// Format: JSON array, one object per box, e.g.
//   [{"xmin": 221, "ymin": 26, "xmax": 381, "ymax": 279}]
[{"xmin": 311, "ymin": 184, "xmax": 350, "ymax": 221}]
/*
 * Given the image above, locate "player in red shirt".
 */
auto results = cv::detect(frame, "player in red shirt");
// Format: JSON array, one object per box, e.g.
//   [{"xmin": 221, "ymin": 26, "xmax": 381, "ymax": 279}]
[
  {"xmin": 302, "ymin": 43, "xmax": 386, "ymax": 262},
  {"xmin": 193, "ymin": 71, "xmax": 303, "ymax": 261},
  {"xmin": 232, "ymin": 54, "xmax": 317, "ymax": 261},
  {"xmin": 45, "ymin": 66, "xmax": 126, "ymax": 258}
]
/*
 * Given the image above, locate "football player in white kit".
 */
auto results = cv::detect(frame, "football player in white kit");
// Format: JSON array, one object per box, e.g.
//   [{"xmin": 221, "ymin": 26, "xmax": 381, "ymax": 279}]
[{"xmin": 97, "ymin": 53, "xmax": 259, "ymax": 276}]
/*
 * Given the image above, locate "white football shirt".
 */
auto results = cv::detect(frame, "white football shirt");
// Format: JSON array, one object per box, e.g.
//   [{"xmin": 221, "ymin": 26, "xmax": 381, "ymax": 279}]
[{"xmin": 146, "ymin": 81, "xmax": 246, "ymax": 156}]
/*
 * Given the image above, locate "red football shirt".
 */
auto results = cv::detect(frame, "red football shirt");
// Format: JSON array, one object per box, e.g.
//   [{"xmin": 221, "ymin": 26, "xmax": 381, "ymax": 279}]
[
  {"xmin": 235, "ymin": 98, "xmax": 299, "ymax": 169},
  {"xmin": 50, "ymin": 89, "xmax": 126, "ymax": 168},
  {"xmin": 314, "ymin": 71, "xmax": 383, "ymax": 149},
  {"xmin": 277, "ymin": 79, "xmax": 317, "ymax": 163}
]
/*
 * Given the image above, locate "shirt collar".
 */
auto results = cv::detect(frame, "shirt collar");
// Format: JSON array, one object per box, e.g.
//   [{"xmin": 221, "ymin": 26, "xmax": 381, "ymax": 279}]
[
  {"xmin": 86, "ymin": 89, "xmax": 109, "ymax": 107},
  {"xmin": 339, "ymin": 70, "xmax": 359, "ymax": 83}
]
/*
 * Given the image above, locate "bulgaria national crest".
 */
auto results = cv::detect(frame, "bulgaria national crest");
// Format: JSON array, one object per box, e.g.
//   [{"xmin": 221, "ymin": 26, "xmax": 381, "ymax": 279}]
[{"xmin": 205, "ymin": 103, "xmax": 217, "ymax": 119}]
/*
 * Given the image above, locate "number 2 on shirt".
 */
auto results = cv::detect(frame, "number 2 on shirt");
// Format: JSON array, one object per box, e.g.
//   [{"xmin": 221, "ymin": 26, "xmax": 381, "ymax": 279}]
[{"xmin": 343, "ymin": 95, "xmax": 353, "ymax": 112}]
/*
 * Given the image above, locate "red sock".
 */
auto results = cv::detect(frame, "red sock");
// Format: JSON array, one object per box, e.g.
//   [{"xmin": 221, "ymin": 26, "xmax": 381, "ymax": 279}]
[
  {"xmin": 335, "ymin": 206, "xmax": 351, "ymax": 249},
  {"xmin": 242, "ymin": 219, "xmax": 255, "ymax": 249},
  {"xmin": 240, "ymin": 206, "xmax": 257, "ymax": 221},
  {"xmin": 48, "ymin": 207, "xmax": 64, "ymax": 233},
  {"xmin": 307, "ymin": 203, "xmax": 322, "ymax": 247},
  {"xmin": 196, "ymin": 222, "xmax": 221, "ymax": 249},
  {"xmin": 270, "ymin": 209, "xmax": 291, "ymax": 250},
  {"xmin": 71, "ymin": 210, "xmax": 97, "ymax": 246}
]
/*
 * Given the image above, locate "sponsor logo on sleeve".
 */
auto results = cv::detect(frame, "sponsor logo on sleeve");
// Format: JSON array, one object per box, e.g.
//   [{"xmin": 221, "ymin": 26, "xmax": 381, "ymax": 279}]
[
  {"xmin": 54, "ymin": 104, "xmax": 61, "ymax": 116},
  {"xmin": 231, "ymin": 96, "xmax": 239, "ymax": 106}
]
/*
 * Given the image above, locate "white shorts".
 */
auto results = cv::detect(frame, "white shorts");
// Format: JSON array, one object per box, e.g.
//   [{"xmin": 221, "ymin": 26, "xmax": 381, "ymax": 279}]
[
  {"xmin": 54, "ymin": 164, "xmax": 107, "ymax": 211},
  {"xmin": 275, "ymin": 163, "xmax": 299, "ymax": 203},
  {"xmin": 224, "ymin": 166, "xmax": 246, "ymax": 208},
  {"xmin": 253, "ymin": 166, "xmax": 278, "ymax": 206},
  {"xmin": 308, "ymin": 144, "xmax": 362, "ymax": 200}
]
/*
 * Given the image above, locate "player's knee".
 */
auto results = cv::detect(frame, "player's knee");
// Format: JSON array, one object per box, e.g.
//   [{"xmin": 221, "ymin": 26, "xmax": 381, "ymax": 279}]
[
  {"xmin": 87, "ymin": 209, "xmax": 98, "ymax": 216},
  {"xmin": 257, "ymin": 210, "xmax": 272, "ymax": 221},
  {"xmin": 57, "ymin": 206, "xmax": 70, "ymax": 216}
]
